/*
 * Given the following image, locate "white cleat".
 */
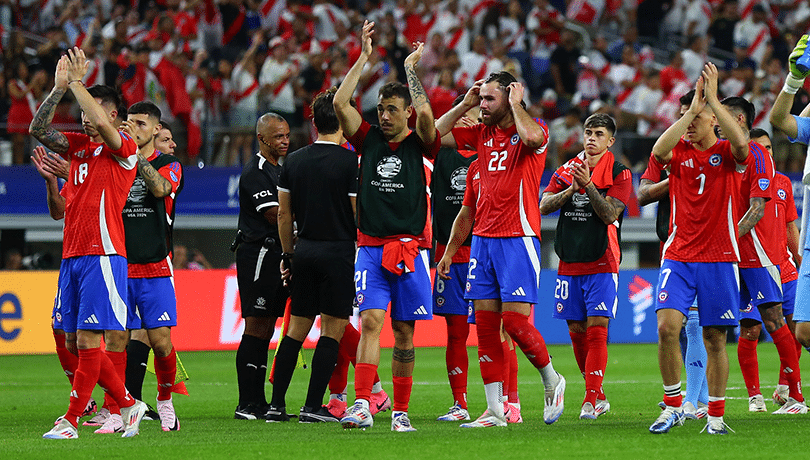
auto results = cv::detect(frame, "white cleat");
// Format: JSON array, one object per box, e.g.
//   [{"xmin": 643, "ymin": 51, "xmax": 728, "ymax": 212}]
[
  {"xmin": 43, "ymin": 419, "xmax": 78, "ymax": 439},
  {"xmin": 773, "ymin": 385, "xmax": 789, "ymax": 406},
  {"xmin": 594, "ymin": 399, "xmax": 611, "ymax": 417},
  {"xmin": 459, "ymin": 409, "xmax": 507, "ymax": 428},
  {"xmin": 120, "ymin": 400, "xmax": 148, "ymax": 438},
  {"xmin": 157, "ymin": 398, "xmax": 180, "ymax": 431},
  {"xmin": 94, "ymin": 413, "xmax": 123, "ymax": 433},
  {"xmin": 391, "ymin": 412, "xmax": 417, "ymax": 432},
  {"xmin": 748, "ymin": 394, "xmax": 766, "ymax": 412},
  {"xmin": 580, "ymin": 402, "xmax": 597, "ymax": 420},
  {"xmin": 543, "ymin": 373, "xmax": 566, "ymax": 424},
  {"xmin": 772, "ymin": 397, "xmax": 808, "ymax": 415},
  {"xmin": 437, "ymin": 405, "xmax": 470, "ymax": 421},
  {"xmin": 83, "ymin": 407, "xmax": 110, "ymax": 426}
]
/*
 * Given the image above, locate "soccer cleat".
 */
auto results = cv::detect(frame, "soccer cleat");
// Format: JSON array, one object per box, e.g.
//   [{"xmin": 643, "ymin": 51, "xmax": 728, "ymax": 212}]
[
  {"xmin": 749, "ymin": 394, "xmax": 767, "ymax": 412},
  {"xmin": 120, "ymin": 400, "xmax": 148, "ymax": 438},
  {"xmin": 326, "ymin": 397, "xmax": 347, "ymax": 419},
  {"xmin": 157, "ymin": 398, "xmax": 180, "ymax": 431},
  {"xmin": 580, "ymin": 402, "xmax": 597, "ymax": 420},
  {"xmin": 142, "ymin": 403, "xmax": 160, "ymax": 421},
  {"xmin": 299, "ymin": 406, "xmax": 340, "ymax": 423},
  {"xmin": 370, "ymin": 390, "xmax": 391, "ymax": 415},
  {"xmin": 391, "ymin": 411, "xmax": 417, "ymax": 432},
  {"xmin": 43, "ymin": 419, "xmax": 78, "ymax": 439},
  {"xmin": 649, "ymin": 405, "xmax": 684, "ymax": 434},
  {"xmin": 682, "ymin": 401, "xmax": 699, "ymax": 420},
  {"xmin": 701, "ymin": 417, "xmax": 734, "ymax": 435},
  {"xmin": 772, "ymin": 397, "xmax": 808, "ymax": 414},
  {"xmin": 437, "ymin": 405, "xmax": 470, "ymax": 421},
  {"xmin": 234, "ymin": 404, "xmax": 260, "ymax": 420},
  {"xmin": 94, "ymin": 413, "xmax": 123, "ymax": 434},
  {"xmin": 82, "ymin": 398, "xmax": 98, "ymax": 418},
  {"xmin": 595, "ymin": 399, "xmax": 611, "ymax": 417},
  {"xmin": 264, "ymin": 405, "xmax": 291, "ymax": 422},
  {"xmin": 543, "ymin": 373, "xmax": 566, "ymax": 424},
  {"xmin": 505, "ymin": 403, "xmax": 523, "ymax": 423},
  {"xmin": 83, "ymin": 407, "xmax": 110, "ymax": 426},
  {"xmin": 460, "ymin": 409, "xmax": 507, "ymax": 428},
  {"xmin": 341, "ymin": 402, "xmax": 373, "ymax": 429},
  {"xmin": 773, "ymin": 385, "xmax": 789, "ymax": 406},
  {"xmin": 695, "ymin": 402, "xmax": 708, "ymax": 420}
]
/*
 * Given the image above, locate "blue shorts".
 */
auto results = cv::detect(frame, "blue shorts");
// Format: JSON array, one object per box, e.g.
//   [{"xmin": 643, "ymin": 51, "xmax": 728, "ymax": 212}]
[
  {"xmin": 655, "ymin": 260, "xmax": 740, "ymax": 327},
  {"xmin": 783, "ymin": 279, "xmax": 797, "ymax": 317},
  {"xmin": 127, "ymin": 277, "xmax": 177, "ymax": 329},
  {"xmin": 54, "ymin": 255, "xmax": 129, "ymax": 333},
  {"xmin": 354, "ymin": 246, "xmax": 433, "ymax": 321},
  {"xmin": 552, "ymin": 273, "xmax": 618, "ymax": 321},
  {"xmin": 434, "ymin": 263, "xmax": 469, "ymax": 316},
  {"xmin": 794, "ymin": 246, "xmax": 810, "ymax": 322},
  {"xmin": 466, "ymin": 236, "xmax": 541, "ymax": 303},
  {"xmin": 739, "ymin": 266, "xmax": 782, "ymax": 308}
]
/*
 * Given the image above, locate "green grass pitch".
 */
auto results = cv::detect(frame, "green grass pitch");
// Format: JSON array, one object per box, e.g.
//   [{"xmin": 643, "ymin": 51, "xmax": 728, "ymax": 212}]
[{"xmin": 1, "ymin": 344, "xmax": 809, "ymax": 459}]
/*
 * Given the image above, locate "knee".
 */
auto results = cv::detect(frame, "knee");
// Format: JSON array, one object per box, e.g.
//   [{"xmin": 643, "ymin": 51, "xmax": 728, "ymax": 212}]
[
  {"xmin": 391, "ymin": 321, "xmax": 414, "ymax": 347},
  {"xmin": 501, "ymin": 311, "xmax": 527, "ymax": 337},
  {"xmin": 796, "ymin": 324, "xmax": 810, "ymax": 348},
  {"xmin": 657, "ymin": 319, "xmax": 682, "ymax": 343},
  {"xmin": 360, "ymin": 314, "xmax": 384, "ymax": 336},
  {"xmin": 104, "ymin": 330, "xmax": 129, "ymax": 352},
  {"xmin": 739, "ymin": 323, "xmax": 762, "ymax": 342},
  {"xmin": 702, "ymin": 328, "xmax": 727, "ymax": 354}
]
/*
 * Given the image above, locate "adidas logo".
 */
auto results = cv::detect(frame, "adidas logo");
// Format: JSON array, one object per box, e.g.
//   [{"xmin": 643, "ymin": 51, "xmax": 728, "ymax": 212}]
[
  {"xmin": 511, "ymin": 287, "xmax": 526, "ymax": 296},
  {"xmin": 484, "ymin": 139, "xmax": 493, "ymax": 147},
  {"xmin": 689, "ymin": 361, "xmax": 704, "ymax": 368},
  {"xmin": 594, "ymin": 302, "xmax": 608, "ymax": 311},
  {"xmin": 681, "ymin": 158, "xmax": 694, "ymax": 168},
  {"xmin": 479, "ymin": 355, "xmax": 493, "ymax": 363},
  {"xmin": 785, "ymin": 367, "xmax": 794, "ymax": 374},
  {"xmin": 589, "ymin": 370, "xmax": 604, "ymax": 377},
  {"xmin": 83, "ymin": 314, "xmax": 99, "ymax": 324},
  {"xmin": 449, "ymin": 367, "xmax": 464, "ymax": 376},
  {"xmin": 413, "ymin": 306, "xmax": 428, "ymax": 315},
  {"xmin": 70, "ymin": 390, "xmax": 78, "ymax": 398},
  {"xmin": 756, "ymin": 291, "xmax": 765, "ymax": 300},
  {"xmin": 720, "ymin": 310, "xmax": 735, "ymax": 320},
  {"xmin": 157, "ymin": 312, "xmax": 172, "ymax": 321}
]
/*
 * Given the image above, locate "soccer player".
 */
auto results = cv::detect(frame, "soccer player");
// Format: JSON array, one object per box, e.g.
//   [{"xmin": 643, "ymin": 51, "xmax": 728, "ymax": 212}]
[
  {"xmin": 647, "ymin": 63, "xmax": 748, "ymax": 435},
  {"xmin": 432, "ymin": 97, "xmax": 478, "ymax": 422},
  {"xmin": 334, "ymin": 21, "xmax": 440, "ymax": 432},
  {"xmin": 769, "ymin": 33, "xmax": 810, "ymax": 382},
  {"xmin": 233, "ymin": 113, "xmax": 290, "ymax": 420},
  {"xmin": 118, "ymin": 102, "xmax": 185, "ymax": 431},
  {"xmin": 718, "ymin": 97, "xmax": 805, "ymax": 415},
  {"xmin": 33, "ymin": 49, "xmax": 147, "ymax": 439},
  {"xmin": 539, "ymin": 113, "xmax": 631, "ymax": 420},
  {"xmin": 747, "ymin": 129, "xmax": 803, "ymax": 407},
  {"xmin": 436, "ymin": 71, "xmax": 565, "ymax": 428},
  {"xmin": 266, "ymin": 88, "xmax": 358, "ymax": 423}
]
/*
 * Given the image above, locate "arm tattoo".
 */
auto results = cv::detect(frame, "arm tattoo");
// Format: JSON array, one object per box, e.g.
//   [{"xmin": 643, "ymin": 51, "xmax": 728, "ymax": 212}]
[
  {"xmin": 738, "ymin": 197, "xmax": 765, "ymax": 237},
  {"xmin": 405, "ymin": 66, "xmax": 429, "ymax": 109},
  {"xmin": 540, "ymin": 189, "xmax": 573, "ymax": 214},
  {"xmin": 392, "ymin": 346, "xmax": 415, "ymax": 364},
  {"xmin": 30, "ymin": 87, "xmax": 70, "ymax": 154},
  {"xmin": 137, "ymin": 156, "xmax": 172, "ymax": 197},
  {"xmin": 586, "ymin": 184, "xmax": 624, "ymax": 224}
]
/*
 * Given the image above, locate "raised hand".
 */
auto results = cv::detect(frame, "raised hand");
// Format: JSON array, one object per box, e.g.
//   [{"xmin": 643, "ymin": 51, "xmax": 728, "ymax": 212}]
[
  {"xmin": 360, "ymin": 20, "xmax": 375, "ymax": 58},
  {"xmin": 54, "ymin": 56, "xmax": 69, "ymax": 90},
  {"xmin": 688, "ymin": 75, "xmax": 707, "ymax": 116},
  {"xmin": 40, "ymin": 149, "xmax": 70, "ymax": 180},
  {"xmin": 65, "ymin": 47, "xmax": 89, "ymax": 82},
  {"xmin": 404, "ymin": 41, "xmax": 424, "ymax": 68},
  {"xmin": 462, "ymin": 79, "xmax": 484, "ymax": 108},
  {"xmin": 507, "ymin": 81, "xmax": 524, "ymax": 108},
  {"xmin": 789, "ymin": 34, "xmax": 810, "ymax": 79},
  {"xmin": 701, "ymin": 62, "xmax": 720, "ymax": 104}
]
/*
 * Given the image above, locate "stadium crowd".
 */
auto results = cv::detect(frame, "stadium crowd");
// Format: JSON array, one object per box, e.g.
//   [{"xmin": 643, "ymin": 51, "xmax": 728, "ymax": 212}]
[{"xmin": 2, "ymin": 0, "xmax": 810, "ymax": 170}]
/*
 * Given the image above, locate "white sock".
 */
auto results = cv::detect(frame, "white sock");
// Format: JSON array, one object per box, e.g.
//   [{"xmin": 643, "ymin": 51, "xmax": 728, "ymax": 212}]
[
  {"xmin": 540, "ymin": 362, "xmax": 559, "ymax": 390},
  {"xmin": 329, "ymin": 393, "xmax": 345, "ymax": 402},
  {"xmin": 484, "ymin": 382, "xmax": 504, "ymax": 417},
  {"xmin": 371, "ymin": 381, "xmax": 383, "ymax": 393}
]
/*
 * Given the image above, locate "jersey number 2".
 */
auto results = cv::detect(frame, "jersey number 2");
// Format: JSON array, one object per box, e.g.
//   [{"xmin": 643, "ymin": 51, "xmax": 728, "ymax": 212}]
[{"xmin": 488, "ymin": 151, "xmax": 507, "ymax": 171}]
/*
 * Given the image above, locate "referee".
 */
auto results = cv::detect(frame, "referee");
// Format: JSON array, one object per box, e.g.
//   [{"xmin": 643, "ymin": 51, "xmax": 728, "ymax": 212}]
[
  {"xmin": 234, "ymin": 113, "xmax": 290, "ymax": 420},
  {"xmin": 265, "ymin": 88, "xmax": 357, "ymax": 423}
]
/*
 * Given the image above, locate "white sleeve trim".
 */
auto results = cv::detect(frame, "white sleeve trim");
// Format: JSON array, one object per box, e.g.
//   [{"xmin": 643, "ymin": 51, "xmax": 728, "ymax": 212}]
[{"xmin": 256, "ymin": 201, "xmax": 279, "ymax": 212}]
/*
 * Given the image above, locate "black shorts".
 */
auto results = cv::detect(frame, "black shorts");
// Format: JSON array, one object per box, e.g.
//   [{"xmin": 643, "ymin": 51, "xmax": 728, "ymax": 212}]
[
  {"xmin": 236, "ymin": 241, "xmax": 288, "ymax": 318},
  {"xmin": 289, "ymin": 239, "xmax": 355, "ymax": 318}
]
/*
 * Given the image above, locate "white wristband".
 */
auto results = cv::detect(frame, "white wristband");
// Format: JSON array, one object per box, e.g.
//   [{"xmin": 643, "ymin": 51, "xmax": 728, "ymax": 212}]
[{"xmin": 784, "ymin": 73, "xmax": 805, "ymax": 94}]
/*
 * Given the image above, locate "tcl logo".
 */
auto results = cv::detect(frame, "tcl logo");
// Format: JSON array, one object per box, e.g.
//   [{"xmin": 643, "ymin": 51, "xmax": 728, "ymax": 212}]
[{"xmin": 252, "ymin": 190, "xmax": 272, "ymax": 199}]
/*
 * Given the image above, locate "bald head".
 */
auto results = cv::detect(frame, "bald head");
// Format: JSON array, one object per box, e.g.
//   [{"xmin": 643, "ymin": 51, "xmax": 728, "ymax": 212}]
[{"xmin": 256, "ymin": 112, "xmax": 290, "ymax": 162}]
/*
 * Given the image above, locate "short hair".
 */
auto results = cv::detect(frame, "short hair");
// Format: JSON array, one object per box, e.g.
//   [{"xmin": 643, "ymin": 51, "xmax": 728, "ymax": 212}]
[
  {"xmin": 721, "ymin": 96, "xmax": 755, "ymax": 131},
  {"xmin": 678, "ymin": 89, "xmax": 696, "ymax": 107},
  {"xmin": 378, "ymin": 82, "xmax": 411, "ymax": 107},
  {"xmin": 484, "ymin": 71, "xmax": 526, "ymax": 109},
  {"xmin": 311, "ymin": 88, "xmax": 340, "ymax": 134},
  {"xmin": 583, "ymin": 113, "xmax": 616, "ymax": 136},
  {"xmin": 158, "ymin": 123, "xmax": 173, "ymax": 134},
  {"xmin": 87, "ymin": 85, "xmax": 121, "ymax": 109},
  {"xmin": 128, "ymin": 101, "xmax": 162, "ymax": 121},
  {"xmin": 749, "ymin": 128, "xmax": 770, "ymax": 140},
  {"xmin": 257, "ymin": 112, "xmax": 287, "ymax": 133}
]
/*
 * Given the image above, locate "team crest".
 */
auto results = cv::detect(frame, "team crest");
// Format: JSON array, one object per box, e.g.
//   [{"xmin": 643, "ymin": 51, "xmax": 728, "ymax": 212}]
[
  {"xmin": 450, "ymin": 167, "xmax": 468, "ymax": 192},
  {"xmin": 709, "ymin": 154, "xmax": 722, "ymax": 166},
  {"xmin": 510, "ymin": 134, "xmax": 520, "ymax": 145},
  {"xmin": 778, "ymin": 189, "xmax": 787, "ymax": 200},
  {"xmin": 356, "ymin": 293, "xmax": 365, "ymax": 305},
  {"xmin": 93, "ymin": 145, "xmax": 104, "ymax": 157},
  {"xmin": 758, "ymin": 178, "xmax": 770, "ymax": 191},
  {"xmin": 55, "ymin": 312, "xmax": 62, "ymax": 322},
  {"xmin": 556, "ymin": 302, "xmax": 564, "ymax": 313},
  {"xmin": 658, "ymin": 290, "xmax": 669, "ymax": 302},
  {"xmin": 376, "ymin": 156, "xmax": 402, "ymax": 179},
  {"xmin": 465, "ymin": 282, "xmax": 471, "ymax": 293},
  {"xmin": 741, "ymin": 302, "xmax": 754, "ymax": 313},
  {"xmin": 436, "ymin": 296, "xmax": 445, "ymax": 307}
]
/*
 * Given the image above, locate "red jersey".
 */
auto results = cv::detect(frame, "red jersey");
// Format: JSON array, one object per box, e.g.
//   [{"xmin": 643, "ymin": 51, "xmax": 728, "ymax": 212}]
[
  {"xmin": 736, "ymin": 141, "xmax": 780, "ymax": 268},
  {"xmin": 60, "ymin": 132, "xmax": 138, "ymax": 259},
  {"xmin": 452, "ymin": 120, "xmax": 549, "ymax": 238},
  {"xmin": 774, "ymin": 172, "xmax": 799, "ymax": 283},
  {"xmin": 661, "ymin": 138, "xmax": 740, "ymax": 263},
  {"xmin": 127, "ymin": 151, "xmax": 184, "ymax": 278},
  {"xmin": 545, "ymin": 151, "xmax": 633, "ymax": 275}
]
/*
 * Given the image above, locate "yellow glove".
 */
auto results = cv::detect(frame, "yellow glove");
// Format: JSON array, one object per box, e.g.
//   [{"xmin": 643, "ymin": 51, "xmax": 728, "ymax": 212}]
[{"xmin": 789, "ymin": 34, "xmax": 810, "ymax": 79}]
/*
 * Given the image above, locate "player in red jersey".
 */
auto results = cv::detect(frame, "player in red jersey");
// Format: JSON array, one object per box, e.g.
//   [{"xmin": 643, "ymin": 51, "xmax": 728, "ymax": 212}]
[
  {"xmin": 648, "ymin": 63, "xmax": 749, "ymax": 435},
  {"xmin": 747, "ymin": 129, "xmax": 804, "ymax": 408},
  {"xmin": 718, "ymin": 98, "xmax": 806, "ymax": 415},
  {"xmin": 540, "ymin": 113, "xmax": 632, "ymax": 420},
  {"xmin": 436, "ymin": 71, "xmax": 565, "ymax": 427},
  {"xmin": 32, "ymin": 48, "xmax": 147, "ymax": 439}
]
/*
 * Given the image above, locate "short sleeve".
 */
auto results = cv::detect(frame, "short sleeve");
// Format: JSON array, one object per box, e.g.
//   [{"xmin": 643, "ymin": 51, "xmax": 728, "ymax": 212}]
[
  {"xmin": 746, "ymin": 142, "xmax": 774, "ymax": 201},
  {"xmin": 784, "ymin": 178, "xmax": 799, "ymax": 223},
  {"xmin": 641, "ymin": 154, "xmax": 667, "ymax": 182},
  {"xmin": 788, "ymin": 115, "xmax": 810, "ymax": 144},
  {"xmin": 462, "ymin": 160, "xmax": 479, "ymax": 208},
  {"xmin": 451, "ymin": 125, "xmax": 481, "ymax": 152},
  {"xmin": 278, "ymin": 161, "xmax": 290, "ymax": 194},
  {"xmin": 242, "ymin": 166, "xmax": 279, "ymax": 213},
  {"xmin": 157, "ymin": 160, "xmax": 183, "ymax": 195},
  {"xmin": 607, "ymin": 168, "xmax": 633, "ymax": 206}
]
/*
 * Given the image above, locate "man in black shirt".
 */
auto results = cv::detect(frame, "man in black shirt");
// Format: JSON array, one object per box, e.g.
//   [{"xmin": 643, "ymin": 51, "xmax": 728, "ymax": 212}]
[
  {"xmin": 233, "ymin": 113, "xmax": 290, "ymax": 420},
  {"xmin": 265, "ymin": 88, "xmax": 358, "ymax": 423}
]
